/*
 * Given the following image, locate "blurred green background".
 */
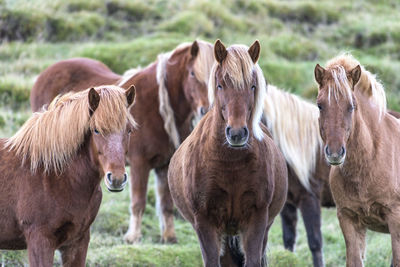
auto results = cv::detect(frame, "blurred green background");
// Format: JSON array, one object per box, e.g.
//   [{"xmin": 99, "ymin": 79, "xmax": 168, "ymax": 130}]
[{"xmin": 0, "ymin": 0, "xmax": 398, "ymax": 266}]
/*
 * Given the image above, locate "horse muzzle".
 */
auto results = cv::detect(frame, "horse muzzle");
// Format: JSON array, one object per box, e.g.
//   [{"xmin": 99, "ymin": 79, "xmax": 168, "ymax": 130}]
[
  {"xmin": 324, "ymin": 145, "xmax": 346, "ymax": 165},
  {"xmin": 225, "ymin": 126, "xmax": 249, "ymax": 147},
  {"xmin": 105, "ymin": 172, "xmax": 128, "ymax": 192}
]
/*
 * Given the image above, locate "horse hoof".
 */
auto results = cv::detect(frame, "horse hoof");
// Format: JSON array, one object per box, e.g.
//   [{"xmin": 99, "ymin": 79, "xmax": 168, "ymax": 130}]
[
  {"xmin": 123, "ymin": 232, "xmax": 142, "ymax": 244},
  {"xmin": 161, "ymin": 236, "xmax": 178, "ymax": 244}
]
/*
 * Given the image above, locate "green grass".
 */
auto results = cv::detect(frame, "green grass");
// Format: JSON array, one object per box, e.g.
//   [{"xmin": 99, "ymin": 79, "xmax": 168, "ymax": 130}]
[{"xmin": 0, "ymin": 0, "xmax": 399, "ymax": 265}]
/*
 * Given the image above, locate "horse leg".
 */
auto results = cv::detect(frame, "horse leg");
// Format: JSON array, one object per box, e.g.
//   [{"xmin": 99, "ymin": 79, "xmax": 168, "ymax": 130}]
[
  {"xmin": 337, "ymin": 211, "xmax": 366, "ymax": 267},
  {"xmin": 387, "ymin": 214, "xmax": 400, "ymax": 267},
  {"xmin": 299, "ymin": 191, "xmax": 324, "ymax": 267},
  {"xmin": 124, "ymin": 159, "xmax": 151, "ymax": 244},
  {"xmin": 155, "ymin": 164, "xmax": 177, "ymax": 243},
  {"xmin": 241, "ymin": 210, "xmax": 268, "ymax": 267},
  {"xmin": 280, "ymin": 202, "xmax": 298, "ymax": 252},
  {"xmin": 59, "ymin": 230, "xmax": 90, "ymax": 267},
  {"xmin": 194, "ymin": 218, "xmax": 221, "ymax": 267},
  {"xmin": 26, "ymin": 232, "xmax": 55, "ymax": 267}
]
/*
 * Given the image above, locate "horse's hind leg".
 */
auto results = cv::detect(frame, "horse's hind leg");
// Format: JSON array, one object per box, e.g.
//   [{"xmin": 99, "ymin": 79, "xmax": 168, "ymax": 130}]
[
  {"xmin": 280, "ymin": 202, "xmax": 298, "ymax": 252},
  {"xmin": 124, "ymin": 159, "xmax": 151, "ymax": 244},
  {"xmin": 155, "ymin": 164, "xmax": 177, "ymax": 243},
  {"xmin": 59, "ymin": 230, "xmax": 90, "ymax": 267},
  {"xmin": 26, "ymin": 231, "xmax": 55, "ymax": 267},
  {"xmin": 299, "ymin": 191, "xmax": 324, "ymax": 267}
]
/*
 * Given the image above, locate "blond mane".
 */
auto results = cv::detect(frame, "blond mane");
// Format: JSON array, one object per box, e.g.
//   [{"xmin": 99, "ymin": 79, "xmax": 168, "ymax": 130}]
[
  {"xmin": 264, "ymin": 85, "xmax": 322, "ymax": 191},
  {"xmin": 208, "ymin": 44, "xmax": 266, "ymax": 140},
  {"xmin": 325, "ymin": 54, "xmax": 387, "ymax": 117},
  {"xmin": 6, "ymin": 85, "xmax": 136, "ymax": 174},
  {"xmin": 157, "ymin": 40, "xmax": 214, "ymax": 149}
]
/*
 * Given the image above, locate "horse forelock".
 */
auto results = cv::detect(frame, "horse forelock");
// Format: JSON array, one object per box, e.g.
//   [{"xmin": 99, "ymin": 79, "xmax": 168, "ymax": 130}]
[
  {"xmin": 325, "ymin": 54, "xmax": 387, "ymax": 117},
  {"xmin": 264, "ymin": 85, "xmax": 322, "ymax": 191},
  {"xmin": 5, "ymin": 85, "xmax": 135, "ymax": 174},
  {"xmin": 208, "ymin": 45, "xmax": 267, "ymax": 141}
]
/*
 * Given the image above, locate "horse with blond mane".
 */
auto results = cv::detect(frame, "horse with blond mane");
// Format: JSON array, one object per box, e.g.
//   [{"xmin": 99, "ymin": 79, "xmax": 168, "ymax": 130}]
[
  {"xmin": 314, "ymin": 54, "xmax": 400, "ymax": 266},
  {"xmin": 263, "ymin": 84, "xmax": 331, "ymax": 266},
  {"xmin": 0, "ymin": 85, "xmax": 135, "ymax": 266},
  {"xmin": 29, "ymin": 40, "xmax": 214, "ymax": 243},
  {"xmin": 168, "ymin": 40, "xmax": 287, "ymax": 267}
]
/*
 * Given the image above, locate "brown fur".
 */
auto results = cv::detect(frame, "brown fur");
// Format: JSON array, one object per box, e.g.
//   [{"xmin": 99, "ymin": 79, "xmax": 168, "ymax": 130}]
[
  {"xmin": 29, "ymin": 40, "xmax": 214, "ymax": 243},
  {"xmin": 168, "ymin": 40, "xmax": 288, "ymax": 267},
  {"xmin": 315, "ymin": 54, "xmax": 400, "ymax": 266},
  {"xmin": 0, "ymin": 86, "xmax": 134, "ymax": 266}
]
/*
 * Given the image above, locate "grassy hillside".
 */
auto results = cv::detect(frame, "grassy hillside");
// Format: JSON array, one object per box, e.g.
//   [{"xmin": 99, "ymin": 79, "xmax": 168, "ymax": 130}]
[{"xmin": 0, "ymin": 0, "xmax": 398, "ymax": 266}]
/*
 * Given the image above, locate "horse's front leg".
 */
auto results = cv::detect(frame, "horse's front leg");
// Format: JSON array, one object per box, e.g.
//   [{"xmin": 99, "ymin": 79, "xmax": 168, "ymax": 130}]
[
  {"xmin": 124, "ymin": 158, "xmax": 151, "ymax": 244},
  {"xmin": 337, "ymin": 210, "xmax": 366, "ymax": 267},
  {"xmin": 155, "ymin": 164, "xmax": 177, "ymax": 243},
  {"xmin": 26, "ymin": 230, "xmax": 55, "ymax": 267},
  {"xmin": 387, "ymin": 213, "xmax": 400, "ymax": 267},
  {"xmin": 194, "ymin": 217, "xmax": 221, "ymax": 267},
  {"xmin": 241, "ymin": 209, "xmax": 269, "ymax": 267},
  {"xmin": 59, "ymin": 230, "xmax": 90, "ymax": 267}
]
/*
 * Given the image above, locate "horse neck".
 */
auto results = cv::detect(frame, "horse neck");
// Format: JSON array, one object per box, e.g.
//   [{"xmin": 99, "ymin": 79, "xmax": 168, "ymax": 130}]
[
  {"xmin": 343, "ymin": 94, "xmax": 382, "ymax": 172},
  {"xmin": 62, "ymin": 134, "xmax": 102, "ymax": 195}
]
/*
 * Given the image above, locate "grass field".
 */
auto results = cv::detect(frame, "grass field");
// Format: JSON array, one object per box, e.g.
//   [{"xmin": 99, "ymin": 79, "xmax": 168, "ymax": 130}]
[{"xmin": 0, "ymin": 0, "xmax": 398, "ymax": 266}]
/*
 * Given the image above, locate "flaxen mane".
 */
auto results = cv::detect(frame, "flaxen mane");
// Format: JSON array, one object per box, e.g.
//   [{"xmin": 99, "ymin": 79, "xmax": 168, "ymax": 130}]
[
  {"xmin": 263, "ymin": 85, "xmax": 322, "ymax": 191},
  {"xmin": 6, "ymin": 85, "xmax": 136, "ymax": 174},
  {"xmin": 325, "ymin": 54, "xmax": 387, "ymax": 117},
  {"xmin": 157, "ymin": 40, "xmax": 214, "ymax": 148},
  {"xmin": 208, "ymin": 44, "xmax": 267, "ymax": 140}
]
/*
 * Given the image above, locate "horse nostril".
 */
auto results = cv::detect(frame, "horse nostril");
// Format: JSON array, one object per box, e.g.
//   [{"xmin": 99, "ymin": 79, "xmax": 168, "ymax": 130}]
[
  {"xmin": 200, "ymin": 107, "xmax": 207, "ymax": 116},
  {"xmin": 325, "ymin": 146, "xmax": 330, "ymax": 156},
  {"xmin": 243, "ymin": 127, "xmax": 248, "ymax": 138},
  {"xmin": 340, "ymin": 146, "xmax": 346, "ymax": 156},
  {"xmin": 226, "ymin": 126, "xmax": 231, "ymax": 137},
  {"xmin": 106, "ymin": 172, "xmax": 113, "ymax": 184},
  {"xmin": 123, "ymin": 173, "xmax": 128, "ymax": 183}
]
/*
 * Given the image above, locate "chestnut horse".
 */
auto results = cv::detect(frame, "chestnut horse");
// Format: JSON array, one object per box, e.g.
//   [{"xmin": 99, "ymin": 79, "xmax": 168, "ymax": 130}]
[
  {"xmin": 315, "ymin": 54, "xmax": 400, "ymax": 266},
  {"xmin": 29, "ymin": 40, "xmax": 214, "ymax": 243},
  {"xmin": 168, "ymin": 40, "xmax": 288, "ymax": 267},
  {"xmin": 0, "ymin": 85, "xmax": 135, "ymax": 266},
  {"xmin": 263, "ymin": 85, "xmax": 400, "ymax": 266}
]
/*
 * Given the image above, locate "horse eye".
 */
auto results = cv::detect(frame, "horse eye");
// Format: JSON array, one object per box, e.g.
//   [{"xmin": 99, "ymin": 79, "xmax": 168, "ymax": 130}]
[
  {"xmin": 190, "ymin": 71, "xmax": 195, "ymax": 77},
  {"xmin": 94, "ymin": 129, "xmax": 100, "ymax": 134},
  {"xmin": 251, "ymin": 85, "xmax": 256, "ymax": 91},
  {"xmin": 317, "ymin": 103, "xmax": 322, "ymax": 111},
  {"xmin": 348, "ymin": 104, "xmax": 355, "ymax": 112},
  {"xmin": 217, "ymin": 85, "xmax": 223, "ymax": 90},
  {"xmin": 128, "ymin": 128, "xmax": 132, "ymax": 134}
]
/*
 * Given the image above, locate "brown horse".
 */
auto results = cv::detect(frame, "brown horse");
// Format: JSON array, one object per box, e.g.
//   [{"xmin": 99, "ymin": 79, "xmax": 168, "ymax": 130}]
[
  {"xmin": 168, "ymin": 40, "xmax": 288, "ymax": 267},
  {"xmin": 315, "ymin": 54, "xmax": 400, "ymax": 266},
  {"xmin": 29, "ymin": 40, "xmax": 214, "ymax": 243},
  {"xmin": 0, "ymin": 85, "xmax": 135, "ymax": 266}
]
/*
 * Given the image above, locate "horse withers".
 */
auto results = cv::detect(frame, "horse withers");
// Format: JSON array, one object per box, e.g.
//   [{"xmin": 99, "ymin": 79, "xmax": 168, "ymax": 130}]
[
  {"xmin": 315, "ymin": 54, "xmax": 400, "ymax": 266},
  {"xmin": 29, "ymin": 41, "xmax": 214, "ymax": 244},
  {"xmin": 168, "ymin": 40, "xmax": 288, "ymax": 267},
  {"xmin": 0, "ymin": 85, "xmax": 135, "ymax": 266}
]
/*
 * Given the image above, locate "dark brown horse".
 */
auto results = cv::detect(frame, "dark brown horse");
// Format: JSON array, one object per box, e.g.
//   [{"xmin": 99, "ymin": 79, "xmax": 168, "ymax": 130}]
[
  {"xmin": 29, "ymin": 40, "xmax": 214, "ymax": 243},
  {"xmin": 168, "ymin": 40, "xmax": 288, "ymax": 267},
  {"xmin": 0, "ymin": 85, "xmax": 135, "ymax": 266},
  {"xmin": 315, "ymin": 54, "xmax": 400, "ymax": 266}
]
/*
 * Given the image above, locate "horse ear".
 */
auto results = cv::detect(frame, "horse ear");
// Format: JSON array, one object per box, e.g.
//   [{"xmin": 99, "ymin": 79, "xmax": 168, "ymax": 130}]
[
  {"xmin": 314, "ymin": 64, "xmax": 326, "ymax": 87},
  {"xmin": 125, "ymin": 85, "xmax": 136, "ymax": 106},
  {"xmin": 350, "ymin": 65, "xmax": 361, "ymax": 87},
  {"xmin": 88, "ymin": 88, "xmax": 100, "ymax": 116},
  {"xmin": 248, "ymin": 40, "xmax": 261, "ymax": 63},
  {"xmin": 214, "ymin": 39, "xmax": 227, "ymax": 64},
  {"xmin": 190, "ymin": 40, "xmax": 199, "ymax": 57}
]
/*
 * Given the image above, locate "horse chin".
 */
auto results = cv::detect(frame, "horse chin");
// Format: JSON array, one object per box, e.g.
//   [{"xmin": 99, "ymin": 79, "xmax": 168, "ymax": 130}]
[
  {"xmin": 104, "ymin": 179, "xmax": 127, "ymax": 193},
  {"xmin": 326, "ymin": 155, "xmax": 346, "ymax": 166},
  {"xmin": 226, "ymin": 138, "xmax": 249, "ymax": 149}
]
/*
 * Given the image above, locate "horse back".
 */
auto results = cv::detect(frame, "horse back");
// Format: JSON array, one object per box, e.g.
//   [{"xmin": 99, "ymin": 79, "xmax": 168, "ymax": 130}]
[{"xmin": 30, "ymin": 58, "xmax": 121, "ymax": 111}]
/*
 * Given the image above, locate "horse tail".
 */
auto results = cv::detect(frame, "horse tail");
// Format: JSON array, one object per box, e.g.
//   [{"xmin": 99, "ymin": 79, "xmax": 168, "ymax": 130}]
[{"xmin": 220, "ymin": 236, "xmax": 267, "ymax": 267}]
